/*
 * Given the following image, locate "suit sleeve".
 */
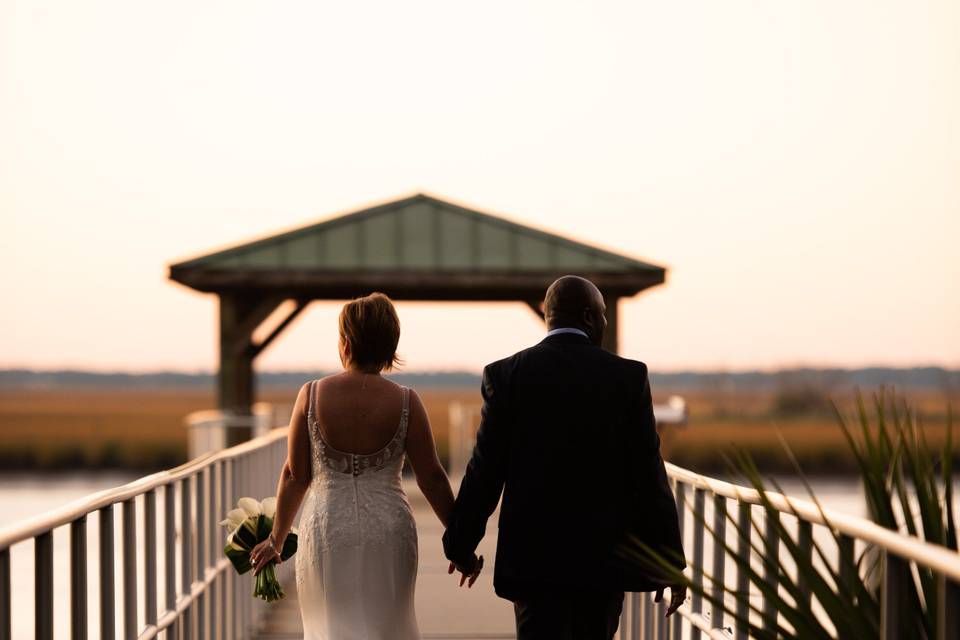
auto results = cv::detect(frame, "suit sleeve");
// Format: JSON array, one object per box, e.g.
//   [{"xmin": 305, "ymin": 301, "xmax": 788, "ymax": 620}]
[
  {"xmin": 442, "ymin": 363, "xmax": 509, "ymax": 567},
  {"xmin": 633, "ymin": 363, "xmax": 686, "ymax": 571}
]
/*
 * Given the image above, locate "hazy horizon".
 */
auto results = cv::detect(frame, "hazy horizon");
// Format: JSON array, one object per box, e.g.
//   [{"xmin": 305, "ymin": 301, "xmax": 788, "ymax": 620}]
[
  {"xmin": 3, "ymin": 1, "xmax": 958, "ymax": 373},
  {"xmin": 3, "ymin": 360, "xmax": 959, "ymax": 377}
]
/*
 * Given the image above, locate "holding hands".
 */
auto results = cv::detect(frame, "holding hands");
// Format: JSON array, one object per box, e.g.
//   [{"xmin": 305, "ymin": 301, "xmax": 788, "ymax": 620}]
[{"xmin": 447, "ymin": 554, "xmax": 484, "ymax": 588}]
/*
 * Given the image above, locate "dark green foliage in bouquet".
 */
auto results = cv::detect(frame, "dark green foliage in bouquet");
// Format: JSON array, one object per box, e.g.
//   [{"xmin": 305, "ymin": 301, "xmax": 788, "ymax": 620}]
[{"xmin": 221, "ymin": 497, "xmax": 299, "ymax": 602}]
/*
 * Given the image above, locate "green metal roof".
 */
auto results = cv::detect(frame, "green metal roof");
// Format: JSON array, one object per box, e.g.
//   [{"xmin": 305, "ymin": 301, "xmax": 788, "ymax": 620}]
[{"xmin": 170, "ymin": 193, "xmax": 664, "ymax": 276}]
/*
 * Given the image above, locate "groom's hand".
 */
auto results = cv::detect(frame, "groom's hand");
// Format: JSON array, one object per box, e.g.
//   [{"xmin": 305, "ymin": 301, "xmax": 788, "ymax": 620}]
[
  {"xmin": 447, "ymin": 554, "xmax": 483, "ymax": 588},
  {"xmin": 654, "ymin": 583, "xmax": 687, "ymax": 617}
]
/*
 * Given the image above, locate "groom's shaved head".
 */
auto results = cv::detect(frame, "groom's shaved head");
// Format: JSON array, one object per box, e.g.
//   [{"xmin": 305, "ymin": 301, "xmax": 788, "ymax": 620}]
[{"xmin": 543, "ymin": 276, "xmax": 607, "ymax": 345}]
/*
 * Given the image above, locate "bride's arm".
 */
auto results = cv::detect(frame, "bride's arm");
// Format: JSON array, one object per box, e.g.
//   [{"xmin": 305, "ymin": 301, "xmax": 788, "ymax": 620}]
[
  {"xmin": 252, "ymin": 384, "xmax": 312, "ymax": 571},
  {"xmin": 405, "ymin": 389, "xmax": 455, "ymax": 527}
]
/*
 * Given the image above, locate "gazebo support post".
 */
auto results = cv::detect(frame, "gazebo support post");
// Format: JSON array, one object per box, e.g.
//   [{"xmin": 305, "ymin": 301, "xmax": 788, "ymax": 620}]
[{"xmin": 218, "ymin": 292, "xmax": 283, "ymax": 445}]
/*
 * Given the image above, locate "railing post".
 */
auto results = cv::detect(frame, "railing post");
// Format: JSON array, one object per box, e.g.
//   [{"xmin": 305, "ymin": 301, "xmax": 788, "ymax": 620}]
[
  {"xmin": 734, "ymin": 502, "xmax": 751, "ymax": 640},
  {"xmin": 761, "ymin": 511, "xmax": 780, "ymax": 634},
  {"xmin": 672, "ymin": 481, "xmax": 686, "ymax": 640},
  {"xmin": 70, "ymin": 517, "xmax": 87, "ymax": 640},
  {"xmin": 181, "ymin": 476, "xmax": 193, "ymax": 640},
  {"xmin": 241, "ymin": 456, "xmax": 251, "ymax": 639},
  {"xmin": 220, "ymin": 459, "xmax": 236, "ymax": 640},
  {"xmin": 711, "ymin": 495, "xmax": 727, "ymax": 631},
  {"xmin": 796, "ymin": 520, "xmax": 813, "ymax": 612},
  {"xmin": 655, "ymin": 594, "xmax": 668, "ymax": 640},
  {"xmin": 0, "ymin": 546, "xmax": 9, "ymax": 640},
  {"xmin": 209, "ymin": 463, "xmax": 220, "ymax": 640},
  {"xmin": 122, "ymin": 499, "xmax": 137, "ymax": 640},
  {"xmin": 237, "ymin": 456, "xmax": 249, "ymax": 640},
  {"xmin": 230, "ymin": 457, "xmax": 241, "ymax": 640},
  {"xmin": 164, "ymin": 484, "xmax": 178, "ymax": 640},
  {"xmin": 619, "ymin": 594, "xmax": 628, "ymax": 640},
  {"xmin": 691, "ymin": 488, "xmax": 706, "ymax": 615},
  {"xmin": 35, "ymin": 531, "xmax": 54, "ymax": 640},
  {"xmin": 144, "ymin": 490, "xmax": 158, "ymax": 632},
  {"xmin": 881, "ymin": 550, "xmax": 908, "ymax": 640},
  {"xmin": 641, "ymin": 591, "xmax": 653, "ymax": 639},
  {"xmin": 838, "ymin": 534, "xmax": 855, "ymax": 608},
  {"xmin": 197, "ymin": 468, "xmax": 207, "ymax": 639},
  {"xmin": 99, "ymin": 506, "xmax": 115, "ymax": 640}
]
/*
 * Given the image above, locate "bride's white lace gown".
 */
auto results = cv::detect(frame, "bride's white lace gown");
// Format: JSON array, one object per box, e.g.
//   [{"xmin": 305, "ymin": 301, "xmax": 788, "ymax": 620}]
[{"xmin": 295, "ymin": 381, "xmax": 421, "ymax": 640}]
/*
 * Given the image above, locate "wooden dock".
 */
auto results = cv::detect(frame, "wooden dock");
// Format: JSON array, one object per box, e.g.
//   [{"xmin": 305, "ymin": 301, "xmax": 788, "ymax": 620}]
[{"xmin": 254, "ymin": 481, "xmax": 516, "ymax": 640}]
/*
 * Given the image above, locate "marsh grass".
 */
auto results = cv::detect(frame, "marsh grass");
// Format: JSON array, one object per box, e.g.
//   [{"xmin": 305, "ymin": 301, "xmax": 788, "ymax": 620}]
[{"xmin": 634, "ymin": 389, "xmax": 958, "ymax": 639}]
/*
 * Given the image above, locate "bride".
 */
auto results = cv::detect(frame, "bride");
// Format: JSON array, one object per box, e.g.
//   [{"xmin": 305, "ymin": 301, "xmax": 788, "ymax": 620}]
[{"xmin": 249, "ymin": 292, "xmax": 481, "ymax": 639}]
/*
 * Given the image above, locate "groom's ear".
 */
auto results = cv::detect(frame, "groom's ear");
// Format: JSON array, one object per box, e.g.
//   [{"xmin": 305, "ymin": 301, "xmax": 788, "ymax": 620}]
[{"xmin": 582, "ymin": 306, "xmax": 603, "ymax": 343}]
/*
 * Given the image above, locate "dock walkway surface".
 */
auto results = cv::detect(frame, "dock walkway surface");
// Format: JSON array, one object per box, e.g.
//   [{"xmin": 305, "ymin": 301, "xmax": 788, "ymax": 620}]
[{"xmin": 254, "ymin": 479, "xmax": 516, "ymax": 640}]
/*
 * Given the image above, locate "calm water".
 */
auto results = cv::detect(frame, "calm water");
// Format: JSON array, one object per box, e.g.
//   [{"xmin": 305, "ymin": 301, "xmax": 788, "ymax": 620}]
[
  {"xmin": 0, "ymin": 473, "xmax": 955, "ymax": 639},
  {"xmin": 2, "ymin": 473, "xmax": 140, "ymax": 640}
]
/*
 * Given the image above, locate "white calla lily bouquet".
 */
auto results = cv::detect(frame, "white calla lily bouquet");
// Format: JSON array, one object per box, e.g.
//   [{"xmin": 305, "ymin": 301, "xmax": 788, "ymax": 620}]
[{"xmin": 220, "ymin": 496, "xmax": 298, "ymax": 602}]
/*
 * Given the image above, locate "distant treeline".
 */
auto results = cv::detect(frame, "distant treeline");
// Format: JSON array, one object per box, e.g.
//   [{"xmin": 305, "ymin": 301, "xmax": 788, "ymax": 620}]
[
  {"xmin": 651, "ymin": 366, "xmax": 960, "ymax": 392},
  {"xmin": 1, "ymin": 366, "xmax": 957, "ymax": 391}
]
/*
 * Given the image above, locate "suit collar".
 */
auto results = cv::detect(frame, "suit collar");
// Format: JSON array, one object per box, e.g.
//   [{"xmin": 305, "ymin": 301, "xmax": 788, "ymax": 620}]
[{"xmin": 540, "ymin": 332, "xmax": 594, "ymax": 347}]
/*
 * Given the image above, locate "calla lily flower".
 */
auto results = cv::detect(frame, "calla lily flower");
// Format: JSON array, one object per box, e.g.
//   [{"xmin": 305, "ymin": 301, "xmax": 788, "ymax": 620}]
[
  {"xmin": 238, "ymin": 497, "xmax": 262, "ymax": 518},
  {"xmin": 261, "ymin": 497, "xmax": 277, "ymax": 519},
  {"xmin": 225, "ymin": 530, "xmax": 246, "ymax": 552},
  {"xmin": 219, "ymin": 508, "xmax": 248, "ymax": 531}
]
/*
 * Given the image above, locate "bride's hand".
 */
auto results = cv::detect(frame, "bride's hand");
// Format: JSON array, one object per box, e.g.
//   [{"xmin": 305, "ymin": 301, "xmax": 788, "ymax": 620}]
[
  {"xmin": 447, "ymin": 554, "xmax": 483, "ymax": 588},
  {"xmin": 250, "ymin": 535, "xmax": 282, "ymax": 575}
]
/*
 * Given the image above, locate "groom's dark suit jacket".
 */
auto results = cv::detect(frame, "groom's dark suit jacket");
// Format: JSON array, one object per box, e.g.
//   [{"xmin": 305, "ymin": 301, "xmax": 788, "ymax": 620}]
[{"xmin": 442, "ymin": 332, "xmax": 686, "ymax": 601}]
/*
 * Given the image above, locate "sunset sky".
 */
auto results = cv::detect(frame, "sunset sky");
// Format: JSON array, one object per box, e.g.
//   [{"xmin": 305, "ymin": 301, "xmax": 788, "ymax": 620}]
[{"xmin": 2, "ymin": 0, "xmax": 958, "ymax": 373}]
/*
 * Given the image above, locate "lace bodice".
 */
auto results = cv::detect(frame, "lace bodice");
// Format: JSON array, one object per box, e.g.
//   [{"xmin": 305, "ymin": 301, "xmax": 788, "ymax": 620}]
[{"xmin": 305, "ymin": 380, "xmax": 410, "ymax": 478}]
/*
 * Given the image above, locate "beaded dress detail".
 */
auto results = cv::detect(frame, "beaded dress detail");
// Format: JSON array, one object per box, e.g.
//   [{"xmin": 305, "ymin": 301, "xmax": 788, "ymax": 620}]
[{"xmin": 295, "ymin": 381, "xmax": 420, "ymax": 640}]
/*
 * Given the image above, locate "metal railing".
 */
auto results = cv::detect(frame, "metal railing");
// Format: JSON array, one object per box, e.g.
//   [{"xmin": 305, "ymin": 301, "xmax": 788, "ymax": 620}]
[
  {"xmin": 0, "ymin": 428, "xmax": 288, "ymax": 640},
  {"xmin": 618, "ymin": 463, "xmax": 960, "ymax": 640},
  {"xmin": 4, "ymin": 425, "xmax": 960, "ymax": 640},
  {"xmin": 185, "ymin": 404, "xmax": 291, "ymax": 459}
]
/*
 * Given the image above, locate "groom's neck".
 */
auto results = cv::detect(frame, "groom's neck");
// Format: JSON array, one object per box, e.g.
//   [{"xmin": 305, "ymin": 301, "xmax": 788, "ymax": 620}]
[{"xmin": 546, "ymin": 322, "xmax": 587, "ymax": 332}]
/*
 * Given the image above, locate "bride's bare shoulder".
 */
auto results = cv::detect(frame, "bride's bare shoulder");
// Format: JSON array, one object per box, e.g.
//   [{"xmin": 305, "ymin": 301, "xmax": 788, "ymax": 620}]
[{"xmin": 313, "ymin": 372, "xmax": 348, "ymax": 389}]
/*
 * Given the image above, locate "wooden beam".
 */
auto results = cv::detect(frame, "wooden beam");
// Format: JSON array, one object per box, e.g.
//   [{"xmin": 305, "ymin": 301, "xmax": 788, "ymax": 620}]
[
  {"xmin": 249, "ymin": 300, "xmax": 309, "ymax": 359},
  {"xmin": 602, "ymin": 295, "xmax": 619, "ymax": 354},
  {"xmin": 228, "ymin": 294, "xmax": 286, "ymax": 356},
  {"xmin": 218, "ymin": 294, "xmax": 257, "ymax": 444},
  {"xmin": 524, "ymin": 300, "xmax": 545, "ymax": 322}
]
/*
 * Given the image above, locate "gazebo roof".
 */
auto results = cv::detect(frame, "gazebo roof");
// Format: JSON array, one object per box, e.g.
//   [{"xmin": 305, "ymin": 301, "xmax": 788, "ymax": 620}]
[{"xmin": 168, "ymin": 193, "xmax": 665, "ymax": 300}]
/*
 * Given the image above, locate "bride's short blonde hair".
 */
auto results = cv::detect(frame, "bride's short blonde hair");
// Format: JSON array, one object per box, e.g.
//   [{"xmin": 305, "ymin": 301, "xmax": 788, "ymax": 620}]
[{"xmin": 338, "ymin": 292, "xmax": 401, "ymax": 372}]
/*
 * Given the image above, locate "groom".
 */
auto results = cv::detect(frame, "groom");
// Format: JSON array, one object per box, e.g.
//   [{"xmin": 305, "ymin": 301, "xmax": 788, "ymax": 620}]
[{"xmin": 443, "ymin": 275, "xmax": 687, "ymax": 639}]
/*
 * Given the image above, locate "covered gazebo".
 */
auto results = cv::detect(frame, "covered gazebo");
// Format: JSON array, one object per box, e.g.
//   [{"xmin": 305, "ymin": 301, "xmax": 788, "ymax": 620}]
[{"xmin": 168, "ymin": 193, "xmax": 665, "ymax": 441}]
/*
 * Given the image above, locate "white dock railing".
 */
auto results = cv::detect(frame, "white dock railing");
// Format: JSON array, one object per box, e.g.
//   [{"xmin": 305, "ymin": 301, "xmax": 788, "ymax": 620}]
[
  {"xmin": 618, "ymin": 464, "xmax": 960, "ymax": 640},
  {"xmin": 3, "ymin": 425, "xmax": 960, "ymax": 639},
  {"xmin": 0, "ymin": 426, "xmax": 288, "ymax": 640}
]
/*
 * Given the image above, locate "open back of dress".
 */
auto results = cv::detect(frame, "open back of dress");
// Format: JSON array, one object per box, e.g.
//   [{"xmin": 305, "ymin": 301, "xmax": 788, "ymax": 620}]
[{"xmin": 295, "ymin": 380, "xmax": 420, "ymax": 640}]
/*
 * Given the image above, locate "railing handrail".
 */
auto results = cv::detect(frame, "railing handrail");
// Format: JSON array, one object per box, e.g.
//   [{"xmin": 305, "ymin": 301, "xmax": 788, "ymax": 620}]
[
  {"xmin": 665, "ymin": 461, "xmax": 960, "ymax": 583},
  {"xmin": 0, "ymin": 427, "xmax": 288, "ymax": 549},
  {"xmin": 3, "ymin": 444, "xmax": 957, "ymax": 574}
]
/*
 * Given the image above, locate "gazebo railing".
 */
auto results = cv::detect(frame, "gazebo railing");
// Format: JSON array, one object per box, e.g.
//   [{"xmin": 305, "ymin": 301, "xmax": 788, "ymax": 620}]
[
  {"xmin": 618, "ymin": 463, "xmax": 960, "ymax": 640},
  {"xmin": 0, "ymin": 427, "xmax": 288, "ymax": 640}
]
